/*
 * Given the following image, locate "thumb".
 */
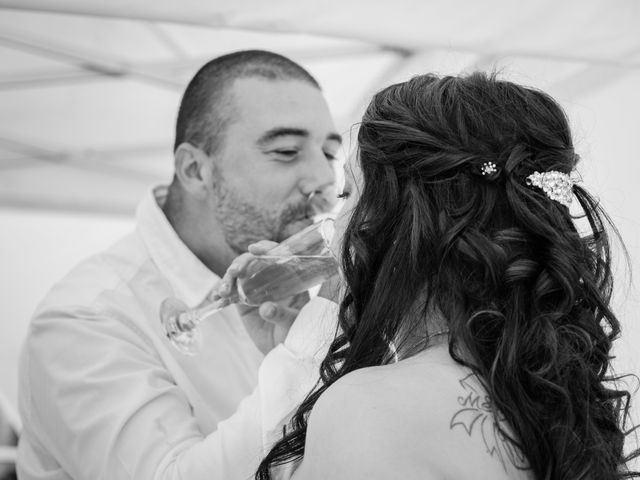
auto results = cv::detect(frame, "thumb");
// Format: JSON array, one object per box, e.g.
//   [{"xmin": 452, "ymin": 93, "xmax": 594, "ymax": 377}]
[{"xmin": 258, "ymin": 301, "xmax": 299, "ymax": 327}]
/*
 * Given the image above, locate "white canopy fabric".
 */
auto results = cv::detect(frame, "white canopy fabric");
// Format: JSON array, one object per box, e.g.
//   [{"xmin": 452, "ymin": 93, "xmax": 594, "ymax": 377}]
[{"xmin": 0, "ymin": 0, "xmax": 639, "ymax": 214}]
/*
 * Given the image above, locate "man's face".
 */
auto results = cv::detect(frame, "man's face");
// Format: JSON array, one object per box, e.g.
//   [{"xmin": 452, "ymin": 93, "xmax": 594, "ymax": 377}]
[{"xmin": 207, "ymin": 77, "xmax": 341, "ymax": 253}]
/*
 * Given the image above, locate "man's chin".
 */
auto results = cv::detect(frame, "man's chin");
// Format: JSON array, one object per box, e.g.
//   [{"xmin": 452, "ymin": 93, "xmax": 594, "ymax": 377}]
[{"xmin": 279, "ymin": 217, "xmax": 314, "ymax": 240}]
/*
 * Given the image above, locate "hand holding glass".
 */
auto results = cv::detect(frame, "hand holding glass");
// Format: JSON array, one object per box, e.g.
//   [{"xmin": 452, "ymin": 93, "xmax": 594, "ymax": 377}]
[{"xmin": 160, "ymin": 218, "xmax": 338, "ymax": 355}]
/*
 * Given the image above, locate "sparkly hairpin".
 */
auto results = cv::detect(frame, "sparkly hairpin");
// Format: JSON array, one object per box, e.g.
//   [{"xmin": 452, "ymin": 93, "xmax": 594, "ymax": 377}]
[
  {"xmin": 525, "ymin": 171, "xmax": 574, "ymax": 207},
  {"xmin": 481, "ymin": 162, "xmax": 497, "ymax": 176}
]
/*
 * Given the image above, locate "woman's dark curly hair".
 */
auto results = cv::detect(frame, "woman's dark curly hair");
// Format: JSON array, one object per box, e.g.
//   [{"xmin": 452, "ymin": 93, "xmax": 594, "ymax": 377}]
[{"xmin": 256, "ymin": 72, "xmax": 639, "ymax": 479}]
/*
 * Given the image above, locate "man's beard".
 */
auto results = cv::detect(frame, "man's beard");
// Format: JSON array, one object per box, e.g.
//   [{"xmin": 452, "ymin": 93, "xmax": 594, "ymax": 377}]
[{"xmin": 212, "ymin": 177, "xmax": 312, "ymax": 254}]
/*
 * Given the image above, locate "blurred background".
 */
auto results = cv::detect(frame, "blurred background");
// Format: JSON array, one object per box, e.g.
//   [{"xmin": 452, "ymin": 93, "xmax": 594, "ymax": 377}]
[{"xmin": 0, "ymin": 0, "xmax": 639, "ymax": 472}]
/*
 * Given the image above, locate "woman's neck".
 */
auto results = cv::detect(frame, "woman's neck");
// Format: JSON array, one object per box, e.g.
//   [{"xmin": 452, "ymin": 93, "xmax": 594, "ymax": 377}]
[{"xmin": 391, "ymin": 299, "xmax": 450, "ymax": 362}]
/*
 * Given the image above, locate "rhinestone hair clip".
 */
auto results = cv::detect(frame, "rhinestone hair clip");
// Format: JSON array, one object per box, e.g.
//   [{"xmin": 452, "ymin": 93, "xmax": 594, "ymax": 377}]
[
  {"xmin": 481, "ymin": 162, "xmax": 497, "ymax": 176},
  {"xmin": 525, "ymin": 171, "xmax": 574, "ymax": 207}
]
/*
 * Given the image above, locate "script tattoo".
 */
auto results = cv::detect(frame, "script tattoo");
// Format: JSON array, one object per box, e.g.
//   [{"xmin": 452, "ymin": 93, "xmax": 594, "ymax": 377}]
[{"xmin": 449, "ymin": 373, "xmax": 529, "ymax": 471}]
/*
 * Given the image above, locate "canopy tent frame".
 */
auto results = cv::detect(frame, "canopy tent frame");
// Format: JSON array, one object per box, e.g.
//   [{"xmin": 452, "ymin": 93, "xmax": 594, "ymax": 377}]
[{"xmin": 0, "ymin": 0, "xmax": 639, "ymax": 215}]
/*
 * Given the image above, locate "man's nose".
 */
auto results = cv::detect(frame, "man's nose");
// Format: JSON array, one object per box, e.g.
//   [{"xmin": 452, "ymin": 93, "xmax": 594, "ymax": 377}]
[{"xmin": 299, "ymin": 149, "xmax": 336, "ymax": 196}]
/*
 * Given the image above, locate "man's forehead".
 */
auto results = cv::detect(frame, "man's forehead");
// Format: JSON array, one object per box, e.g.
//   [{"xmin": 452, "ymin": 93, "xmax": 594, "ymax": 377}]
[
  {"xmin": 230, "ymin": 77, "xmax": 331, "ymax": 118},
  {"xmin": 229, "ymin": 77, "xmax": 323, "ymax": 109}
]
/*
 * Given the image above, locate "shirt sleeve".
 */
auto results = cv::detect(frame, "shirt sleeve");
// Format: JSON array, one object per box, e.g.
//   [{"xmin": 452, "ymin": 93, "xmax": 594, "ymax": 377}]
[
  {"xmin": 256, "ymin": 297, "xmax": 339, "ymax": 452},
  {"xmin": 18, "ymin": 297, "xmax": 339, "ymax": 480}
]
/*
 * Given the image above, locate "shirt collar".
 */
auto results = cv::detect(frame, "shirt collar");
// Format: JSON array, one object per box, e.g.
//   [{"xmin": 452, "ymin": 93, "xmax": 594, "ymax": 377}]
[{"xmin": 136, "ymin": 186, "xmax": 219, "ymax": 308}]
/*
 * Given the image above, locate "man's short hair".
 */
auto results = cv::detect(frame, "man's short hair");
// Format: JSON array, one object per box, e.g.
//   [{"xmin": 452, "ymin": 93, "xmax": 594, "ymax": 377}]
[{"xmin": 174, "ymin": 50, "xmax": 321, "ymax": 155}]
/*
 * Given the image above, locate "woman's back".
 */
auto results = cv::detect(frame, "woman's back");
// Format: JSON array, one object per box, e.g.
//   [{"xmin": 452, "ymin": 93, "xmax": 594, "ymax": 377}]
[
  {"xmin": 292, "ymin": 340, "xmax": 536, "ymax": 480},
  {"xmin": 258, "ymin": 72, "xmax": 638, "ymax": 480}
]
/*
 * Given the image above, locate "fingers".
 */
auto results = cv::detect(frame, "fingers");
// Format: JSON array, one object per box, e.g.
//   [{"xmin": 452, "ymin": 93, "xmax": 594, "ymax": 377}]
[
  {"xmin": 258, "ymin": 301, "xmax": 299, "ymax": 327},
  {"xmin": 247, "ymin": 240, "xmax": 279, "ymax": 255},
  {"xmin": 212, "ymin": 253, "xmax": 253, "ymax": 301},
  {"xmin": 260, "ymin": 293, "xmax": 309, "ymax": 324},
  {"xmin": 214, "ymin": 241, "xmax": 277, "ymax": 299},
  {"xmin": 212, "ymin": 240, "xmax": 279, "ymax": 302}
]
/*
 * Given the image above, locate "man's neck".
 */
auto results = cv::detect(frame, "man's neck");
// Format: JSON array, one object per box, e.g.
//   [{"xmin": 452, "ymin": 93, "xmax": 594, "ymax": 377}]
[{"xmin": 162, "ymin": 190, "xmax": 236, "ymax": 278}]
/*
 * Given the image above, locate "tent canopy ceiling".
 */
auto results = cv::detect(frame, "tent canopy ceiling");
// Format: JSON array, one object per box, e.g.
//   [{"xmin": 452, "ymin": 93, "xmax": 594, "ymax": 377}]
[{"xmin": 0, "ymin": 0, "xmax": 638, "ymax": 215}]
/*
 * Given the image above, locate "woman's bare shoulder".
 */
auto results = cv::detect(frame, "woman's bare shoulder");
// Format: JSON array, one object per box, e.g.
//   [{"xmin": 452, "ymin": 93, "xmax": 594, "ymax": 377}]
[
  {"xmin": 292, "ymin": 364, "xmax": 439, "ymax": 480},
  {"xmin": 292, "ymin": 346, "xmax": 534, "ymax": 480}
]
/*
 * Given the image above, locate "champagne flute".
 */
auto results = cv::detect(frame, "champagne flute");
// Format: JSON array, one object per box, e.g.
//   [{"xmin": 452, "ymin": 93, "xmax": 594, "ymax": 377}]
[{"xmin": 160, "ymin": 217, "xmax": 337, "ymax": 355}]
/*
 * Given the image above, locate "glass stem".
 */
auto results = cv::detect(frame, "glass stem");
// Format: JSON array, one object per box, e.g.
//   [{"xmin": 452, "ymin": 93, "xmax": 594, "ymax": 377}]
[{"xmin": 178, "ymin": 297, "xmax": 228, "ymax": 332}]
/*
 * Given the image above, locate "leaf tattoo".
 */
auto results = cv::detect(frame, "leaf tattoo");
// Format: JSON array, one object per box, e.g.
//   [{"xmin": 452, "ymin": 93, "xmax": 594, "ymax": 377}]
[{"xmin": 450, "ymin": 373, "xmax": 529, "ymax": 471}]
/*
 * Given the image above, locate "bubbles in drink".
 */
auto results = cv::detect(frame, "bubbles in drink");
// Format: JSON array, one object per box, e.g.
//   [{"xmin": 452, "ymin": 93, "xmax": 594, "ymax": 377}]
[{"xmin": 238, "ymin": 255, "xmax": 338, "ymax": 306}]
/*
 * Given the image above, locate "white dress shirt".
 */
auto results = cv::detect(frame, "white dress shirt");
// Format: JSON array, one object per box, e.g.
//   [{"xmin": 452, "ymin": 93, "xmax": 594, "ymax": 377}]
[{"xmin": 17, "ymin": 186, "xmax": 338, "ymax": 480}]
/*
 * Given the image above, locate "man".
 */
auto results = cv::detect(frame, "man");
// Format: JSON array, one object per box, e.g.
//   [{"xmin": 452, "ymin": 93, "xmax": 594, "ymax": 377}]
[{"xmin": 17, "ymin": 50, "xmax": 342, "ymax": 479}]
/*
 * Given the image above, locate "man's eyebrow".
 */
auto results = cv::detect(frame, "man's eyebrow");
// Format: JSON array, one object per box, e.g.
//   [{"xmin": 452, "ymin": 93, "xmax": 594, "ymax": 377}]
[
  {"xmin": 256, "ymin": 128, "xmax": 343, "ymax": 146},
  {"xmin": 257, "ymin": 128, "xmax": 309, "ymax": 146}
]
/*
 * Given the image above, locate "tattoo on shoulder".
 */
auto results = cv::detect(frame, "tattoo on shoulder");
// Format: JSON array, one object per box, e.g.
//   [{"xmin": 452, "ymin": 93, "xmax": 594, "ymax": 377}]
[{"xmin": 449, "ymin": 373, "xmax": 530, "ymax": 472}]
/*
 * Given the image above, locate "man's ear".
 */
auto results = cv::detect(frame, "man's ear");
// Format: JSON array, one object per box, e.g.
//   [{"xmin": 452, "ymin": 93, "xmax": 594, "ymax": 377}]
[{"xmin": 173, "ymin": 143, "xmax": 210, "ymax": 198}]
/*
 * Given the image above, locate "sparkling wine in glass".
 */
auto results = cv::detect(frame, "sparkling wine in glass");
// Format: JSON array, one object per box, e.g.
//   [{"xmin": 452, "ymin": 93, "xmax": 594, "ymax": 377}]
[{"xmin": 160, "ymin": 218, "xmax": 337, "ymax": 355}]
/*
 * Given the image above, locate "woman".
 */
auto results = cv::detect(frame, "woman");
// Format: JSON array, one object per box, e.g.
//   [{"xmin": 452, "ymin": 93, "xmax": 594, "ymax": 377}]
[{"xmin": 252, "ymin": 72, "xmax": 638, "ymax": 479}]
